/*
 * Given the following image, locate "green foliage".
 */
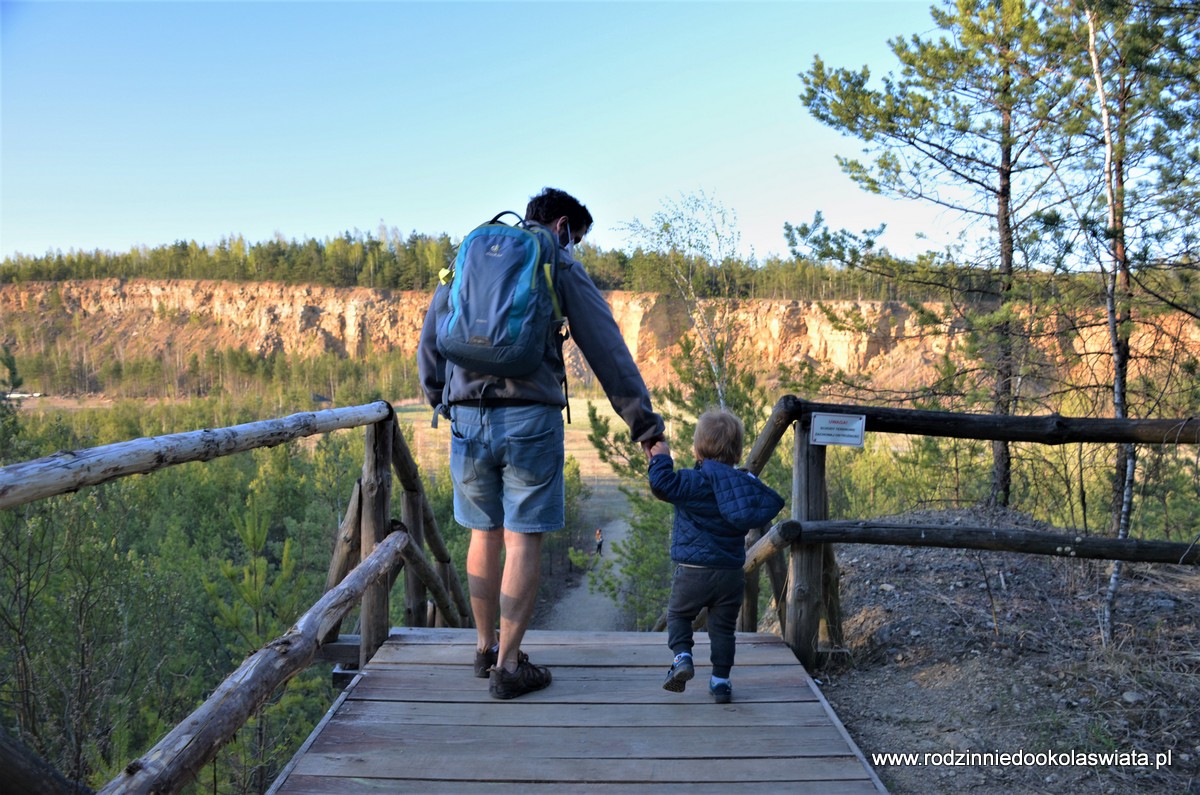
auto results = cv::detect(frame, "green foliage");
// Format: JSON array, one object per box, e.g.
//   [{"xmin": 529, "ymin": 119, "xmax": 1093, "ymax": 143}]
[
  {"xmin": 0, "ymin": 230, "xmax": 456, "ymax": 291},
  {"xmin": 205, "ymin": 499, "xmax": 300, "ymax": 651},
  {"xmin": 203, "ymin": 495, "xmax": 322, "ymax": 794},
  {"xmin": 1, "ymin": 481, "xmax": 221, "ymax": 786},
  {"xmin": 0, "ymin": 401, "xmax": 349, "ymax": 790},
  {"xmin": 1, "ymin": 345, "xmax": 26, "ymax": 464},
  {"xmin": 1134, "ymin": 445, "xmax": 1200, "ymax": 544}
]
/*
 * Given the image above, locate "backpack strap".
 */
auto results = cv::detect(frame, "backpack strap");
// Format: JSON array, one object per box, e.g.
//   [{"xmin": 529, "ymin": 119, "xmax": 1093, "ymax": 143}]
[
  {"xmin": 524, "ymin": 220, "xmax": 573, "ymax": 423},
  {"xmin": 489, "ymin": 210, "xmax": 525, "ymax": 226}
]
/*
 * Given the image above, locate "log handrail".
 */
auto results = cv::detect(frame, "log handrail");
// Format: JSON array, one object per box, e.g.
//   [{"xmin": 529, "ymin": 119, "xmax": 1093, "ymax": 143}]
[
  {"xmin": 13, "ymin": 393, "xmax": 1200, "ymax": 791},
  {"xmin": 358, "ymin": 414, "xmax": 394, "ymax": 666},
  {"xmin": 97, "ymin": 529, "xmax": 412, "ymax": 795},
  {"xmin": 738, "ymin": 396, "xmax": 1200, "ymax": 666},
  {"xmin": 0, "ymin": 402, "xmax": 393, "ymax": 510},
  {"xmin": 773, "ymin": 396, "xmax": 1200, "ymax": 445},
  {"xmin": 746, "ymin": 519, "xmax": 1200, "ymax": 569}
]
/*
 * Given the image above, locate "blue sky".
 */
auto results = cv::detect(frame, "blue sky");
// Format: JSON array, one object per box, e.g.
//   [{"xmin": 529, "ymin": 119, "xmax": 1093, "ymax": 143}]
[{"xmin": 1, "ymin": 1, "xmax": 957, "ymax": 263}]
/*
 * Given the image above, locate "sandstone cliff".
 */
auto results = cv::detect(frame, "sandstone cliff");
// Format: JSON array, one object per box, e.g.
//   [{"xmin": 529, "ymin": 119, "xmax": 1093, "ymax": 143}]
[{"xmin": 1, "ymin": 279, "xmax": 1195, "ymax": 396}]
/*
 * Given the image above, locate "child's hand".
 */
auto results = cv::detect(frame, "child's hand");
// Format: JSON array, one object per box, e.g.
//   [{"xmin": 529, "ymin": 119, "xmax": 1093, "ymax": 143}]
[{"xmin": 649, "ymin": 440, "xmax": 670, "ymax": 458}]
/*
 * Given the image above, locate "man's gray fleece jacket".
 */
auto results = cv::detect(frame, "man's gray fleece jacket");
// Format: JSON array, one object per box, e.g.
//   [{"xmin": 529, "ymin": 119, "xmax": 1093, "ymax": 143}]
[{"xmin": 417, "ymin": 238, "xmax": 664, "ymax": 445}]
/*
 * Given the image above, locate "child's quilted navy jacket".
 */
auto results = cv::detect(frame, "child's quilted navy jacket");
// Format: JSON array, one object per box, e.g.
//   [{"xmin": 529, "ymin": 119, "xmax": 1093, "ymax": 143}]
[{"xmin": 648, "ymin": 454, "xmax": 785, "ymax": 569}]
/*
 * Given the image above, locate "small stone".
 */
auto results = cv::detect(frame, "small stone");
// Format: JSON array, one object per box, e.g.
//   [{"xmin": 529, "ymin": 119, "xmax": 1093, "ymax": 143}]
[
  {"xmin": 1122, "ymin": 691, "xmax": 1144, "ymax": 704},
  {"xmin": 879, "ymin": 583, "xmax": 896, "ymax": 592}
]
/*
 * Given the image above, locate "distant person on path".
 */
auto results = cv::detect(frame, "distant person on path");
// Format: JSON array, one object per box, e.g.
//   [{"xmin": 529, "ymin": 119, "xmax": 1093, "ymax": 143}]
[
  {"xmin": 419, "ymin": 187, "xmax": 664, "ymax": 700},
  {"xmin": 648, "ymin": 408, "xmax": 784, "ymax": 703},
  {"xmin": 595, "ymin": 527, "xmax": 604, "ymax": 556}
]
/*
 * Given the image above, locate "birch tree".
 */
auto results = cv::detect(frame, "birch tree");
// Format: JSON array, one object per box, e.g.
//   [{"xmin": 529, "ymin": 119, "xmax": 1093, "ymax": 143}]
[{"xmin": 1039, "ymin": 0, "xmax": 1200, "ymax": 642}]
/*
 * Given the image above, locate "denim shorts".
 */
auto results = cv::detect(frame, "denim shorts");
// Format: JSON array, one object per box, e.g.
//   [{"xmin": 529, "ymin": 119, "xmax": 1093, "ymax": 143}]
[{"xmin": 449, "ymin": 403, "xmax": 565, "ymax": 533}]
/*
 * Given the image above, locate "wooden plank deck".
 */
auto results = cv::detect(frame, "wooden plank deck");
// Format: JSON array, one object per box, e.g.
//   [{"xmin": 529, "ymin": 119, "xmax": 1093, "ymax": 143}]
[{"xmin": 270, "ymin": 628, "xmax": 887, "ymax": 794}]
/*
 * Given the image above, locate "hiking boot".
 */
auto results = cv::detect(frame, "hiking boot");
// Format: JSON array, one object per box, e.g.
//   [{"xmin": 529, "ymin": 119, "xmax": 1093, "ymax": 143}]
[
  {"xmin": 473, "ymin": 645, "xmax": 497, "ymax": 678},
  {"xmin": 474, "ymin": 646, "xmax": 529, "ymax": 679},
  {"xmin": 488, "ymin": 658, "xmax": 552, "ymax": 700},
  {"xmin": 662, "ymin": 654, "xmax": 694, "ymax": 693},
  {"xmin": 709, "ymin": 679, "xmax": 733, "ymax": 704}
]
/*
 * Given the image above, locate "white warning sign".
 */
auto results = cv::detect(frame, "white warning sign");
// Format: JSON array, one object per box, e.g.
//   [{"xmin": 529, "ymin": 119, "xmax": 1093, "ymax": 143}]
[{"xmin": 809, "ymin": 413, "xmax": 866, "ymax": 447}]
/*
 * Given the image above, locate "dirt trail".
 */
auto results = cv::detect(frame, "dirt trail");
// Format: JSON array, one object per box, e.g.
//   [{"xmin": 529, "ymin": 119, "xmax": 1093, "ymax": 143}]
[{"xmin": 535, "ymin": 485, "xmax": 634, "ymax": 632}]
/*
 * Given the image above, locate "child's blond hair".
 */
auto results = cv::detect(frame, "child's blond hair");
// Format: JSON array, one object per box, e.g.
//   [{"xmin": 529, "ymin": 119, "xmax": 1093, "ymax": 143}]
[{"xmin": 693, "ymin": 408, "xmax": 744, "ymax": 466}]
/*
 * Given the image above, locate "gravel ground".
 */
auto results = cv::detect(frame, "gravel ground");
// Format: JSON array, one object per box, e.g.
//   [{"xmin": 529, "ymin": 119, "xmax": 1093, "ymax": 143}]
[{"xmin": 536, "ymin": 498, "xmax": 1200, "ymax": 794}]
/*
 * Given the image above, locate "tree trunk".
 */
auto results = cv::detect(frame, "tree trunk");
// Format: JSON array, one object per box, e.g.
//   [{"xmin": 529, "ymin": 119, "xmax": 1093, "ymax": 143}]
[
  {"xmin": 0, "ymin": 729, "xmax": 92, "ymax": 795},
  {"xmin": 989, "ymin": 64, "xmax": 1016, "ymax": 507}
]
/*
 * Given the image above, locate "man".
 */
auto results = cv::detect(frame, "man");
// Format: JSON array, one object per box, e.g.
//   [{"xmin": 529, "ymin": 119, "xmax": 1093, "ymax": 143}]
[{"xmin": 418, "ymin": 187, "xmax": 664, "ymax": 699}]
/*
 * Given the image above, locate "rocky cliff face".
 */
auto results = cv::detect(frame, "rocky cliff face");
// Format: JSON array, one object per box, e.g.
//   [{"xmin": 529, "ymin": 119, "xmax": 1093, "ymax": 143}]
[
  {"xmin": 1, "ymin": 279, "xmax": 1195, "ymax": 394},
  {"xmin": 0, "ymin": 279, "xmax": 952, "ymax": 391}
]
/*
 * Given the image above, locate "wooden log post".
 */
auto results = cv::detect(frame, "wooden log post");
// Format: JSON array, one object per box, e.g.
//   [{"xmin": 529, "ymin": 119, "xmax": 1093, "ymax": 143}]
[
  {"xmin": 420, "ymin": 498, "xmax": 470, "ymax": 626},
  {"xmin": 321, "ymin": 479, "xmax": 363, "ymax": 645},
  {"xmin": 739, "ymin": 527, "xmax": 762, "ymax": 632},
  {"xmin": 434, "ymin": 561, "xmax": 452, "ymax": 627},
  {"xmin": 785, "ymin": 423, "xmax": 826, "ymax": 669},
  {"xmin": 392, "ymin": 520, "xmax": 460, "ymax": 627},
  {"xmin": 822, "ymin": 543, "xmax": 844, "ymax": 649},
  {"xmin": 737, "ymin": 396, "xmax": 797, "ymax": 633},
  {"xmin": 743, "ymin": 396, "xmax": 800, "ymax": 474},
  {"xmin": 763, "ymin": 543, "xmax": 789, "ymax": 631},
  {"xmin": 401, "ymin": 488, "xmax": 427, "ymax": 628},
  {"xmin": 98, "ymin": 531, "xmax": 410, "ymax": 795},
  {"xmin": 390, "ymin": 423, "xmax": 471, "ymax": 627},
  {"xmin": 360, "ymin": 413, "xmax": 395, "ymax": 668},
  {"xmin": 324, "ymin": 480, "xmax": 363, "ymax": 593},
  {"xmin": 388, "ymin": 420, "xmax": 428, "ymax": 626}
]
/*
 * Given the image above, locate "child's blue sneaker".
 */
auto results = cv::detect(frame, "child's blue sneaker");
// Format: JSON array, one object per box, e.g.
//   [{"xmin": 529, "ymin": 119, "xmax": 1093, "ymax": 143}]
[
  {"xmin": 662, "ymin": 653, "xmax": 694, "ymax": 693},
  {"xmin": 709, "ymin": 677, "xmax": 732, "ymax": 703}
]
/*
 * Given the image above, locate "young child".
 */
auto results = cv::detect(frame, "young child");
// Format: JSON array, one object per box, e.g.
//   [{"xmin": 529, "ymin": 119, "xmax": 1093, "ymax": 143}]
[{"xmin": 648, "ymin": 408, "xmax": 785, "ymax": 703}]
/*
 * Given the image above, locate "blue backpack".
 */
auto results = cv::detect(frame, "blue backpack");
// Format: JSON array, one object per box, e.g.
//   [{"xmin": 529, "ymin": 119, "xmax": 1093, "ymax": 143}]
[{"xmin": 434, "ymin": 212, "xmax": 566, "ymax": 378}]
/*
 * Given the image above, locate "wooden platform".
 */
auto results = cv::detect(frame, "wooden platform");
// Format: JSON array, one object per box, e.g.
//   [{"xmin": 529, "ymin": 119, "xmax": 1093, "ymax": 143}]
[{"xmin": 269, "ymin": 628, "xmax": 887, "ymax": 794}]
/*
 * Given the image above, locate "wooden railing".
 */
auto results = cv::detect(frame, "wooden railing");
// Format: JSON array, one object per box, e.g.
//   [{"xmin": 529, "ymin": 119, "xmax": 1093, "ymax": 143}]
[
  {"xmin": 0, "ymin": 401, "xmax": 469, "ymax": 795},
  {"xmin": 738, "ymin": 396, "xmax": 1200, "ymax": 668},
  {"xmin": 7, "ymin": 396, "xmax": 1199, "ymax": 792}
]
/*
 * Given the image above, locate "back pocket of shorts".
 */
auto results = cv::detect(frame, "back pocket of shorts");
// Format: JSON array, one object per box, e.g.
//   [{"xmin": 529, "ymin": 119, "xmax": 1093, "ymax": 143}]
[{"xmin": 507, "ymin": 425, "xmax": 561, "ymax": 486}]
